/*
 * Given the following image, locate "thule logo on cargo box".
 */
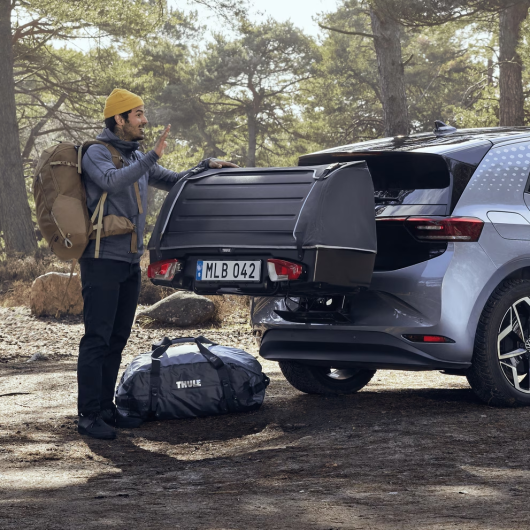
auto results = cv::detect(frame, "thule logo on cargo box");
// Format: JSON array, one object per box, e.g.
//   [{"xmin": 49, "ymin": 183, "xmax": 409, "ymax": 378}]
[{"xmin": 176, "ymin": 380, "xmax": 201, "ymax": 389}]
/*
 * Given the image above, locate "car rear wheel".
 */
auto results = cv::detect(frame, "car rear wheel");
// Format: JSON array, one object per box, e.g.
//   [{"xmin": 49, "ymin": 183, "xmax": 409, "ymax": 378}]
[
  {"xmin": 467, "ymin": 279, "xmax": 530, "ymax": 406},
  {"xmin": 279, "ymin": 360, "xmax": 376, "ymax": 395}
]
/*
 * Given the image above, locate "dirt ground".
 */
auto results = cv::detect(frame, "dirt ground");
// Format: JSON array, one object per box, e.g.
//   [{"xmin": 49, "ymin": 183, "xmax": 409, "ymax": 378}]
[{"xmin": 1, "ymin": 306, "xmax": 530, "ymax": 529}]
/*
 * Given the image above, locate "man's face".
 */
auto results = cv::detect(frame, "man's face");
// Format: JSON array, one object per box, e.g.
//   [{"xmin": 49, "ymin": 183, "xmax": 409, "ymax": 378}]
[{"xmin": 116, "ymin": 105, "xmax": 148, "ymax": 141}]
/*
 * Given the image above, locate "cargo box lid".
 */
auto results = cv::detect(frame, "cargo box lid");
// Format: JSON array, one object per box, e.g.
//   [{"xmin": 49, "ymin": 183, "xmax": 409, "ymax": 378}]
[{"xmin": 149, "ymin": 161, "xmax": 376, "ymax": 258}]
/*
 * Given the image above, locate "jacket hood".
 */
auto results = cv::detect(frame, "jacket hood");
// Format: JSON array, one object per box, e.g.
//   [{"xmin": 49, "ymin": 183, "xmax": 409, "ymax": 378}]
[{"xmin": 97, "ymin": 128, "xmax": 140, "ymax": 156}]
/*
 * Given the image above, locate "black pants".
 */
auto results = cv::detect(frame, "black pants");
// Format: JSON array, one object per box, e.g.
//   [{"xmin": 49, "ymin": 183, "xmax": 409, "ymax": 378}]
[{"xmin": 78, "ymin": 259, "xmax": 141, "ymax": 415}]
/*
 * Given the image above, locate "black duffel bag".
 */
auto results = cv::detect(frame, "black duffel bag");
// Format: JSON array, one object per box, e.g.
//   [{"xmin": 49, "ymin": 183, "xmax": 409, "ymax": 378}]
[{"xmin": 115, "ymin": 336, "xmax": 270, "ymax": 421}]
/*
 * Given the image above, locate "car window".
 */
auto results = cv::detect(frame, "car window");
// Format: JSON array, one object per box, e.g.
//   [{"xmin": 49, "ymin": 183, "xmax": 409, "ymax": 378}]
[
  {"xmin": 447, "ymin": 159, "xmax": 476, "ymax": 212},
  {"xmin": 453, "ymin": 140, "xmax": 530, "ymax": 212}
]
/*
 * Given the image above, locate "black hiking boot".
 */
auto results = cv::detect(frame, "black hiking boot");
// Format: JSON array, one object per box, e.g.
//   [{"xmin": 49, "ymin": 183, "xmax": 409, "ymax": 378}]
[
  {"xmin": 78, "ymin": 413, "xmax": 116, "ymax": 440},
  {"xmin": 101, "ymin": 406, "xmax": 143, "ymax": 429}
]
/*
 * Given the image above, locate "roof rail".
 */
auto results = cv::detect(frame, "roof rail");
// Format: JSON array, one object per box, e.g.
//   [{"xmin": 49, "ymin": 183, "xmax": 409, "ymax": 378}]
[{"xmin": 433, "ymin": 120, "xmax": 457, "ymax": 136}]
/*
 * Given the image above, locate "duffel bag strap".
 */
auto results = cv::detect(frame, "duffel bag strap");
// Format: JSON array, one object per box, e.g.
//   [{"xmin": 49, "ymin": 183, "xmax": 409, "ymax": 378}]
[
  {"xmin": 251, "ymin": 374, "xmax": 270, "ymax": 394},
  {"xmin": 149, "ymin": 336, "xmax": 173, "ymax": 416},
  {"xmin": 116, "ymin": 395, "xmax": 146, "ymax": 412},
  {"xmin": 195, "ymin": 336, "xmax": 239, "ymax": 413}
]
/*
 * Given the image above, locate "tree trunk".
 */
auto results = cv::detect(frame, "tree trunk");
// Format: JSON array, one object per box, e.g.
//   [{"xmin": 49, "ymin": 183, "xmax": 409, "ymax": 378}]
[
  {"xmin": 246, "ymin": 110, "xmax": 257, "ymax": 167},
  {"xmin": 499, "ymin": 2, "xmax": 529, "ymax": 126},
  {"xmin": 370, "ymin": 7, "xmax": 409, "ymax": 137},
  {"xmin": 0, "ymin": 0, "xmax": 37, "ymax": 254}
]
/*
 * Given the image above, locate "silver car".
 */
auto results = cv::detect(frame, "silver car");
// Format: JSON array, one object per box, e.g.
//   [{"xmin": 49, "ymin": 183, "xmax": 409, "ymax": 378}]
[
  {"xmin": 249, "ymin": 125, "xmax": 530, "ymax": 406},
  {"xmin": 148, "ymin": 123, "xmax": 530, "ymax": 407}
]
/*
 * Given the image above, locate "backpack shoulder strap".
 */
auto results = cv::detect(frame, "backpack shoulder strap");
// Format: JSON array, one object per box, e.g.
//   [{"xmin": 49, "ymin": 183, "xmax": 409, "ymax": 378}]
[
  {"xmin": 79, "ymin": 140, "xmax": 124, "ymax": 173},
  {"xmin": 80, "ymin": 140, "xmax": 143, "ymax": 215}
]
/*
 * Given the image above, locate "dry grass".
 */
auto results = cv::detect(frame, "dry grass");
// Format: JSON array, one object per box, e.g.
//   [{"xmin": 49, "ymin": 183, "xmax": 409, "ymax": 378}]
[
  {"xmin": 0, "ymin": 251, "xmax": 72, "ymax": 307},
  {"xmin": 0, "ymin": 252, "xmax": 172, "ymax": 308},
  {"xmin": 205, "ymin": 294, "xmax": 251, "ymax": 326},
  {"xmin": 0, "ymin": 251, "xmax": 251, "ymax": 325}
]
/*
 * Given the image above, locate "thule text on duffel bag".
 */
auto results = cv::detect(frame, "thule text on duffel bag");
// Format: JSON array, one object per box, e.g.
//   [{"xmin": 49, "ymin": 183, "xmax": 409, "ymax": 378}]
[{"xmin": 115, "ymin": 336, "xmax": 270, "ymax": 421}]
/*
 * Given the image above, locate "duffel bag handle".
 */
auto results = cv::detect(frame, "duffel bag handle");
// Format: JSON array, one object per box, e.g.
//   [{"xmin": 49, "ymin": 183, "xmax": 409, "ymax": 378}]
[
  {"xmin": 151, "ymin": 335, "xmax": 217, "ymax": 354},
  {"xmin": 151, "ymin": 336, "xmax": 173, "ymax": 359},
  {"xmin": 194, "ymin": 336, "xmax": 225, "ymax": 369}
]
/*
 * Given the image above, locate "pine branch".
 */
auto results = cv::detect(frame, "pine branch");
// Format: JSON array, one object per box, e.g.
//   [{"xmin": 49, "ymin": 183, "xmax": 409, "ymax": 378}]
[
  {"xmin": 22, "ymin": 93, "xmax": 67, "ymax": 160},
  {"xmin": 402, "ymin": 54, "xmax": 414, "ymax": 67},
  {"xmin": 318, "ymin": 23, "xmax": 376, "ymax": 39}
]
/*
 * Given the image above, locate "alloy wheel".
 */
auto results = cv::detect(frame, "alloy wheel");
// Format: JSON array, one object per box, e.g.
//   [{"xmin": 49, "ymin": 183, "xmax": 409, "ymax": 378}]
[
  {"xmin": 326, "ymin": 368, "xmax": 360, "ymax": 381},
  {"xmin": 497, "ymin": 297, "xmax": 530, "ymax": 394}
]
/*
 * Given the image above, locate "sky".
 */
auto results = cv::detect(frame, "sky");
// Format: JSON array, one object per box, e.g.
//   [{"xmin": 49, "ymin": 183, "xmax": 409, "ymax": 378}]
[{"xmin": 177, "ymin": 0, "xmax": 339, "ymax": 38}]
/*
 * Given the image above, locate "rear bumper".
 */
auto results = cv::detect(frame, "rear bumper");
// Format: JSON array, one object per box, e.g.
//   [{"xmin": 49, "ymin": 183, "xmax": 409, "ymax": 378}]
[
  {"xmin": 253, "ymin": 242, "xmax": 501, "ymax": 366},
  {"xmin": 150, "ymin": 248, "xmax": 375, "ymax": 296},
  {"xmin": 260, "ymin": 329, "xmax": 471, "ymax": 371}
]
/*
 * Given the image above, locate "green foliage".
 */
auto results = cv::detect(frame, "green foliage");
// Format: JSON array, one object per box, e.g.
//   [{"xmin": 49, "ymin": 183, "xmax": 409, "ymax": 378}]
[
  {"xmin": 11, "ymin": 0, "xmax": 178, "ymax": 179},
  {"xmin": 13, "ymin": 0, "xmax": 167, "ymax": 41},
  {"xmin": 404, "ymin": 22, "xmax": 494, "ymax": 131},
  {"xmin": 146, "ymin": 17, "xmax": 320, "ymax": 166},
  {"xmin": 373, "ymin": 0, "xmax": 522, "ymax": 26},
  {"xmin": 300, "ymin": 0, "xmax": 502, "ymax": 148}
]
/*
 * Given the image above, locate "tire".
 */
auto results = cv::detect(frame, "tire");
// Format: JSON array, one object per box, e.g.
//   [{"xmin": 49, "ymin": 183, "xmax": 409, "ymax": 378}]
[
  {"xmin": 279, "ymin": 360, "xmax": 376, "ymax": 395},
  {"xmin": 467, "ymin": 279, "xmax": 530, "ymax": 407}
]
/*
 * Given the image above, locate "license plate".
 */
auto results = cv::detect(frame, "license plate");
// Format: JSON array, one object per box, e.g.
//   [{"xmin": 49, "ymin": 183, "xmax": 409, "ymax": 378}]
[{"xmin": 196, "ymin": 260, "xmax": 261, "ymax": 282}]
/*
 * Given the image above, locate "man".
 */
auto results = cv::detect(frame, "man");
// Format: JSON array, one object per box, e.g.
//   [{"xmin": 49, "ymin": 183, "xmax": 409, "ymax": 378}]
[{"xmin": 77, "ymin": 88, "xmax": 237, "ymax": 440}]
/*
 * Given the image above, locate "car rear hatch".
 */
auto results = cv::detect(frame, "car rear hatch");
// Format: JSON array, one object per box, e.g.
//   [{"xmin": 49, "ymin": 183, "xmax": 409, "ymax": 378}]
[
  {"xmin": 300, "ymin": 147, "xmax": 489, "ymax": 271},
  {"xmin": 148, "ymin": 162, "xmax": 377, "ymax": 296}
]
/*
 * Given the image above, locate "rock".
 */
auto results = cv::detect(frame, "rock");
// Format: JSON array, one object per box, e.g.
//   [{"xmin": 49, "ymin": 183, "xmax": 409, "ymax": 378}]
[
  {"xmin": 27, "ymin": 352, "xmax": 49, "ymax": 362},
  {"xmin": 139, "ymin": 292, "xmax": 215, "ymax": 326},
  {"xmin": 30, "ymin": 272, "xmax": 83, "ymax": 317},
  {"xmin": 138, "ymin": 272, "xmax": 174, "ymax": 305}
]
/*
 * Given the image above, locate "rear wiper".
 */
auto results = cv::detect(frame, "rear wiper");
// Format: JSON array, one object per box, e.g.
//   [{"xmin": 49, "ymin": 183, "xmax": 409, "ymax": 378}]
[{"xmin": 374, "ymin": 196, "xmax": 401, "ymax": 203}]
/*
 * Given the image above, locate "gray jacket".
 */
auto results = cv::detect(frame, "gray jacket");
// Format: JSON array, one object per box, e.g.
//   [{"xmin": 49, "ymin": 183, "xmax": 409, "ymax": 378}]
[{"xmin": 81, "ymin": 129, "xmax": 205, "ymax": 263}]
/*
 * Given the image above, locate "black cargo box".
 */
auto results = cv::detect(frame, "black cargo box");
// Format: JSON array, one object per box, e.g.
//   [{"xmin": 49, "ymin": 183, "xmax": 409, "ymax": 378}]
[{"xmin": 148, "ymin": 162, "xmax": 376, "ymax": 296}]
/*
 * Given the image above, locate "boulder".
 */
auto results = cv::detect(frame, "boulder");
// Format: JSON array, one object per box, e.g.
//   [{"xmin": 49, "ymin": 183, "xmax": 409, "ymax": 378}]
[
  {"xmin": 139, "ymin": 292, "xmax": 215, "ymax": 326},
  {"xmin": 30, "ymin": 272, "xmax": 83, "ymax": 317}
]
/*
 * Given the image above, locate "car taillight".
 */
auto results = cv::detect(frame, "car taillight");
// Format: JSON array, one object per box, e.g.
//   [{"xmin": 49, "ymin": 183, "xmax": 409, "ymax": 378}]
[
  {"xmin": 267, "ymin": 259, "xmax": 303, "ymax": 281},
  {"xmin": 403, "ymin": 334, "xmax": 455, "ymax": 343},
  {"xmin": 147, "ymin": 259, "xmax": 182, "ymax": 281},
  {"xmin": 404, "ymin": 217, "xmax": 484, "ymax": 242}
]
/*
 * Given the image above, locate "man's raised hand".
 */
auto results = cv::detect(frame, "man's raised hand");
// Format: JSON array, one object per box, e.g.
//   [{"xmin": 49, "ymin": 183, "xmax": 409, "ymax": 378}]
[
  {"xmin": 209, "ymin": 158, "xmax": 239, "ymax": 169},
  {"xmin": 154, "ymin": 125, "xmax": 171, "ymax": 158}
]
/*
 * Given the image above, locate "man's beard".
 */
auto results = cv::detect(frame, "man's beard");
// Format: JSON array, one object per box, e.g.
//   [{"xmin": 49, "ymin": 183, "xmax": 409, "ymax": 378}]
[{"xmin": 120, "ymin": 123, "xmax": 145, "ymax": 142}]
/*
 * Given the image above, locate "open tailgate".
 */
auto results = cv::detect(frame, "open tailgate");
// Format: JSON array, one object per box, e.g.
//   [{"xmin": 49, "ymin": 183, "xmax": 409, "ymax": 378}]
[{"xmin": 148, "ymin": 162, "xmax": 376, "ymax": 296}]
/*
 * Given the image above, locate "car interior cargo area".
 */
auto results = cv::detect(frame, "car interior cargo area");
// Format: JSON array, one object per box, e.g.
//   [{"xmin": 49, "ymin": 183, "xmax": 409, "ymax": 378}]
[{"xmin": 148, "ymin": 162, "xmax": 377, "ymax": 296}]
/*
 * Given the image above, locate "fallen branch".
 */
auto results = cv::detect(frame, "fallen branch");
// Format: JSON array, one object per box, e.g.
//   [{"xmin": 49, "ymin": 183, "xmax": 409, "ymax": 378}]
[
  {"xmin": 15, "ymin": 402, "xmax": 32, "ymax": 408},
  {"xmin": 0, "ymin": 392, "xmax": 32, "ymax": 398}
]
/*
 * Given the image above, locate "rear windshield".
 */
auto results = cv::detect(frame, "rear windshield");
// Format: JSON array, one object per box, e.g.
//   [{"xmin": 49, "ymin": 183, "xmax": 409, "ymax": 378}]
[
  {"xmin": 328, "ymin": 152, "xmax": 452, "ymax": 216},
  {"xmin": 365, "ymin": 152, "xmax": 450, "ymax": 190},
  {"xmin": 302, "ymin": 151, "xmax": 477, "ymax": 216}
]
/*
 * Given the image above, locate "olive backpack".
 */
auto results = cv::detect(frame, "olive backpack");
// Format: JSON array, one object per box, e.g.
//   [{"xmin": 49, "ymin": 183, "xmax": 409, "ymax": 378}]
[{"xmin": 33, "ymin": 140, "xmax": 142, "ymax": 261}]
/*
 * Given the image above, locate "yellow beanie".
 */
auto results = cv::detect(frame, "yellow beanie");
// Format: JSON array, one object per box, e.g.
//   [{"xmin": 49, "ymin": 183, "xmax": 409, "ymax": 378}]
[{"xmin": 103, "ymin": 88, "xmax": 144, "ymax": 119}]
